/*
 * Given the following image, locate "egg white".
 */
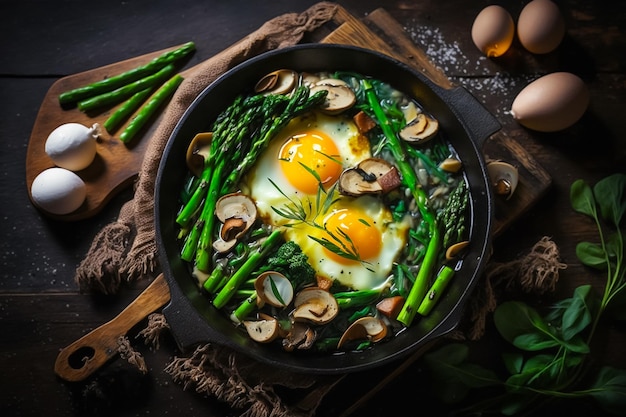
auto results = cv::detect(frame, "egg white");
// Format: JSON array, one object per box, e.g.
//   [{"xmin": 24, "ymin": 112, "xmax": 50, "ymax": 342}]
[
  {"xmin": 241, "ymin": 110, "xmax": 409, "ymax": 290},
  {"xmin": 242, "ymin": 110, "xmax": 370, "ymax": 225},
  {"xmin": 283, "ymin": 195, "xmax": 410, "ymax": 290}
]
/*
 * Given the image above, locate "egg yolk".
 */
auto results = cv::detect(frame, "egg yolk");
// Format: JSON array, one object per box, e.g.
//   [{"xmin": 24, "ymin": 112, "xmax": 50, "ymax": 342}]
[
  {"xmin": 279, "ymin": 129, "xmax": 342, "ymax": 195},
  {"xmin": 321, "ymin": 208, "xmax": 382, "ymax": 265}
]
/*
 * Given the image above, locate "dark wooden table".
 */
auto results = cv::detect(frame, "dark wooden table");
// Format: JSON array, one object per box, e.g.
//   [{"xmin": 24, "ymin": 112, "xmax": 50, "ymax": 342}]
[{"xmin": 2, "ymin": 1, "xmax": 625, "ymax": 416}]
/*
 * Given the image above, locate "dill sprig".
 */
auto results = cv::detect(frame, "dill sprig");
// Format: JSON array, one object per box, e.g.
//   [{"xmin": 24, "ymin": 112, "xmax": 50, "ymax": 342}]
[{"xmin": 269, "ymin": 164, "xmax": 373, "ymax": 265}]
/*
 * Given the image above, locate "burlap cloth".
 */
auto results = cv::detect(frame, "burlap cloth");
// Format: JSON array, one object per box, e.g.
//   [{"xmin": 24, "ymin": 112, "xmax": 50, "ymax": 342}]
[
  {"xmin": 76, "ymin": 4, "xmax": 345, "ymax": 416},
  {"xmin": 73, "ymin": 2, "xmax": 567, "ymax": 415}
]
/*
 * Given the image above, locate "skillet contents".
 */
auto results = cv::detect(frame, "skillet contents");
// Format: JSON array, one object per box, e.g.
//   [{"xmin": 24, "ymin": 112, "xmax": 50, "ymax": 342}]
[{"xmin": 175, "ymin": 70, "xmax": 470, "ymax": 352}]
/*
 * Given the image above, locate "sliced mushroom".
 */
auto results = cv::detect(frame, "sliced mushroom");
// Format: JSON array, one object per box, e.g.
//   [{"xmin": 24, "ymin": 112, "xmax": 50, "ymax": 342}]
[
  {"xmin": 300, "ymin": 72, "xmax": 321, "ymax": 88},
  {"xmin": 185, "ymin": 132, "xmax": 213, "ymax": 177},
  {"xmin": 213, "ymin": 193, "xmax": 258, "ymax": 253},
  {"xmin": 254, "ymin": 69, "xmax": 298, "ymax": 95},
  {"xmin": 487, "ymin": 161, "xmax": 519, "ymax": 200},
  {"xmin": 310, "ymin": 79, "xmax": 356, "ymax": 115},
  {"xmin": 399, "ymin": 113, "xmax": 439, "ymax": 144},
  {"xmin": 292, "ymin": 287, "xmax": 339, "ymax": 325},
  {"xmin": 243, "ymin": 313, "xmax": 281, "ymax": 343},
  {"xmin": 338, "ymin": 158, "xmax": 402, "ymax": 196},
  {"xmin": 446, "ymin": 240, "xmax": 470, "ymax": 260},
  {"xmin": 439, "ymin": 157, "xmax": 463, "ymax": 173},
  {"xmin": 401, "ymin": 101, "xmax": 422, "ymax": 124},
  {"xmin": 213, "ymin": 237, "xmax": 238, "ymax": 253},
  {"xmin": 337, "ymin": 316, "xmax": 388, "ymax": 348},
  {"xmin": 282, "ymin": 321, "xmax": 317, "ymax": 351},
  {"xmin": 191, "ymin": 265, "xmax": 211, "ymax": 288},
  {"xmin": 254, "ymin": 271, "xmax": 294, "ymax": 308}
]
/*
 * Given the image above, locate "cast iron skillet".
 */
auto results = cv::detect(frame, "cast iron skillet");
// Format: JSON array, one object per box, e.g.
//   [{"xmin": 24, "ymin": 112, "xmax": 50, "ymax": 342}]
[{"xmin": 155, "ymin": 44, "xmax": 500, "ymax": 375}]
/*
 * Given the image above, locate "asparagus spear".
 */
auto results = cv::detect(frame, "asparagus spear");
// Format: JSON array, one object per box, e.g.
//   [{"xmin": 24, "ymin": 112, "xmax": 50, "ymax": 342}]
[
  {"xmin": 175, "ymin": 96, "xmax": 250, "ymax": 229},
  {"xmin": 119, "ymin": 74, "xmax": 184, "ymax": 143},
  {"xmin": 212, "ymin": 229, "xmax": 283, "ymax": 309},
  {"xmin": 77, "ymin": 63, "xmax": 176, "ymax": 112},
  {"xmin": 189, "ymin": 87, "xmax": 327, "ymax": 272},
  {"xmin": 58, "ymin": 41, "xmax": 195, "ymax": 105},
  {"xmin": 193, "ymin": 97, "xmax": 275, "ymax": 272},
  {"xmin": 103, "ymin": 87, "xmax": 154, "ymax": 133},
  {"xmin": 360, "ymin": 78, "xmax": 442, "ymax": 327},
  {"xmin": 438, "ymin": 180, "xmax": 468, "ymax": 249},
  {"xmin": 417, "ymin": 264, "xmax": 455, "ymax": 315},
  {"xmin": 220, "ymin": 87, "xmax": 328, "ymax": 194}
]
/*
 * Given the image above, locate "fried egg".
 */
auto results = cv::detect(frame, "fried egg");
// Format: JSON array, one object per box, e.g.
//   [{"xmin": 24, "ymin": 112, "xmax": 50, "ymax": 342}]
[
  {"xmin": 243, "ymin": 111, "xmax": 369, "ymax": 220},
  {"xmin": 284, "ymin": 196, "xmax": 410, "ymax": 290},
  {"xmin": 242, "ymin": 110, "xmax": 409, "ymax": 290}
]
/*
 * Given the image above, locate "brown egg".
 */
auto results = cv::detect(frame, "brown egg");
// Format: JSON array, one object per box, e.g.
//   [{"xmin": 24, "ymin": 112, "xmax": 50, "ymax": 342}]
[
  {"xmin": 511, "ymin": 72, "xmax": 589, "ymax": 132},
  {"xmin": 517, "ymin": 0, "xmax": 565, "ymax": 54},
  {"xmin": 471, "ymin": 5, "xmax": 515, "ymax": 57}
]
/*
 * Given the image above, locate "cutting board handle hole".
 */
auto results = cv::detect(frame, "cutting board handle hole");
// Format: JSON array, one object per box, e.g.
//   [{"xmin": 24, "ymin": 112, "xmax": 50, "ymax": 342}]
[{"xmin": 68, "ymin": 346, "xmax": 95, "ymax": 369}]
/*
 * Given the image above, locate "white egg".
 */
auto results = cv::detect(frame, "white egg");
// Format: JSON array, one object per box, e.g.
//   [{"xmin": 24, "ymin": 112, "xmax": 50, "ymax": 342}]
[
  {"xmin": 45, "ymin": 122, "xmax": 100, "ymax": 171},
  {"xmin": 243, "ymin": 110, "xmax": 371, "ymax": 225},
  {"xmin": 242, "ymin": 110, "xmax": 409, "ymax": 290},
  {"xmin": 283, "ymin": 195, "xmax": 410, "ymax": 290},
  {"xmin": 30, "ymin": 167, "xmax": 86, "ymax": 215}
]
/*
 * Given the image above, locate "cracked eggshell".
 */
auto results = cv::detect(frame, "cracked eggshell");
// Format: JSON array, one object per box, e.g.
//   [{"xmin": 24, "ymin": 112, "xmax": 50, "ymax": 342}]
[
  {"xmin": 30, "ymin": 167, "xmax": 86, "ymax": 215},
  {"xmin": 511, "ymin": 72, "xmax": 589, "ymax": 132}
]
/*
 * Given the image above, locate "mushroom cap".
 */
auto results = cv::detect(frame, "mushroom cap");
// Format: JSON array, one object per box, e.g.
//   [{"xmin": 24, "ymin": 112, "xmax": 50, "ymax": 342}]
[
  {"xmin": 310, "ymin": 78, "xmax": 356, "ymax": 115},
  {"xmin": 338, "ymin": 158, "xmax": 401, "ymax": 197},
  {"xmin": 254, "ymin": 271, "xmax": 294, "ymax": 308},
  {"xmin": 337, "ymin": 316, "xmax": 388, "ymax": 348},
  {"xmin": 292, "ymin": 287, "xmax": 339, "ymax": 325},
  {"xmin": 186, "ymin": 132, "xmax": 213, "ymax": 177},
  {"xmin": 399, "ymin": 113, "xmax": 439, "ymax": 144},
  {"xmin": 487, "ymin": 161, "xmax": 519, "ymax": 200},
  {"xmin": 254, "ymin": 69, "xmax": 298, "ymax": 95},
  {"xmin": 282, "ymin": 321, "xmax": 317, "ymax": 351},
  {"xmin": 213, "ymin": 193, "xmax": 258, "ymax": 253},
  {"xmin": 243, "ymin": 315, "xmax": 282, "ymax": 343},
  {"xmin": 439, "ymin": 157, "xmax": 463, "ymax": 173}
]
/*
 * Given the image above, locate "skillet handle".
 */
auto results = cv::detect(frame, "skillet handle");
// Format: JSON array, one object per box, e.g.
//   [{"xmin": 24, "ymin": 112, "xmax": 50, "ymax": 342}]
[
  {"xmin": 54, "ymin": 274, "xmax": 170, "ymax": 382},
  {"xmin": 438, "ymin": 86, "xmax": 501, "ymax": 147},
  {"xmin": 161, "ymin": 272, "xmax": 235, "ymax": 352}
]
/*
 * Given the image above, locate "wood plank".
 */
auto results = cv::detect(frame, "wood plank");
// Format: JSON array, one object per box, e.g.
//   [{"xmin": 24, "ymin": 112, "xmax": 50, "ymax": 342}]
[{"xmin": 364, "ymin": 8, "xmax": 454, "ymax": 89}]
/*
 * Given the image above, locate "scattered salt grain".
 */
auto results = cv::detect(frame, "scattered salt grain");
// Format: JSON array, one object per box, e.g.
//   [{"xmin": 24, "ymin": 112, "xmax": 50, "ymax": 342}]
[
  {"xmin": 404, "ymin": 22, "xmax": 490, "ymax": 76},
  {"xmin": 404, "ymin": 21, "xmax": 537, "ymax": 116}
]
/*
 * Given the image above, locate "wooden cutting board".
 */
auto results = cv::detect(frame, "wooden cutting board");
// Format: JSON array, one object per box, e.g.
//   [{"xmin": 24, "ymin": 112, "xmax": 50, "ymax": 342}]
[
  {"xmin": 26, "ymin": 5, "xmax": 550, "ymax": 232},
  {"xmin": 25, "ymin": 44, "xmax": 191, "ymax": 221}
]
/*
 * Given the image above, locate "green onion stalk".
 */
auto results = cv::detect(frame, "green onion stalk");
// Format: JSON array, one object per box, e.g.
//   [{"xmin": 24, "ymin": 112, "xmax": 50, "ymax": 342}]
[{"xmin": 361, "ymin": 79, "xmax": 441, "ymax": 327}]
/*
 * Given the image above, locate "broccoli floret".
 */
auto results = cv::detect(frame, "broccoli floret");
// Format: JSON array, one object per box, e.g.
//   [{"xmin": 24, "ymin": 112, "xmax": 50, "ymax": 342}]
[{"xmin": 265, "ymin": 241, "xmax": 316, "ymax": 289}]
